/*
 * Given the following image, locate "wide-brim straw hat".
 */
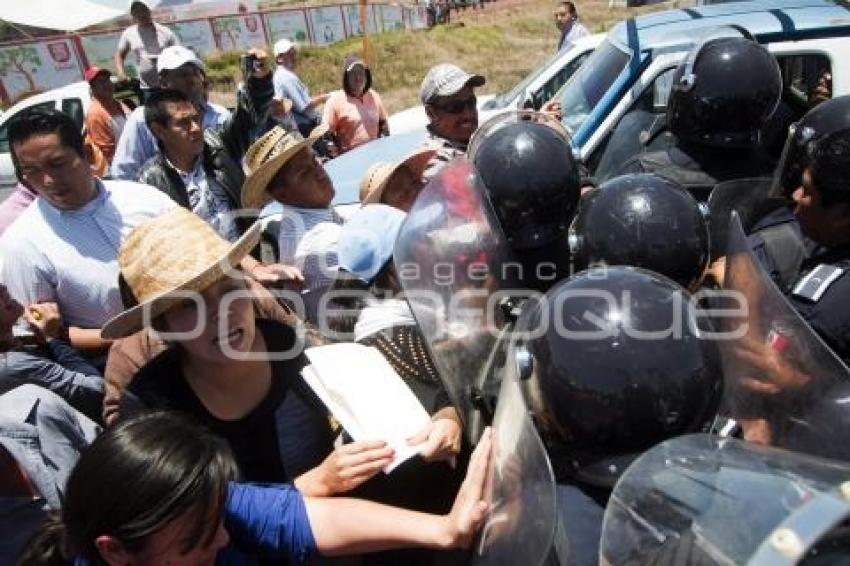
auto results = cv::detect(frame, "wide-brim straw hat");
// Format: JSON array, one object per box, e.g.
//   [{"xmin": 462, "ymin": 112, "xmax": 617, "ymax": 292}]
[
  {"xmin": 241, "ymin": 124, "xmax": 328, "ymax": 210},
  {"xmin": 101, "ymin": 208, "xmax": 261, "ymax": 340},
  {"xmin": 359, "ymin": 148, "xmax": 437, "ymax": 205}
]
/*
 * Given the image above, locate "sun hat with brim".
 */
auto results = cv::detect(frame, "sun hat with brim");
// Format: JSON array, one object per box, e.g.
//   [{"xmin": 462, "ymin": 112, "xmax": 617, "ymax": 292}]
[
  {"xmin": 360, "ymin": 148, "xmax": 437, "ymax": 205},
  {"xmin": 241, "ymin": 124, "xmax": 328, "ymax": 210},
  {"xmin": 337, "ymin": 204, "xmax": 407, "ymax": 284},
  {"xmin": 101, "ymin": 208, "xmax": 261, "ymax": 340}
]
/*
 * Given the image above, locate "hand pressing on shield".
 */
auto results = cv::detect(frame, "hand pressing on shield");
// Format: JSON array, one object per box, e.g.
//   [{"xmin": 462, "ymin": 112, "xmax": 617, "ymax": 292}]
[
  {"xmin": 408, "ymin": 406, "xmax": 463, "ymax": 464},
  {"xmin": 295, "ymin": 440, "xmax": 395, "ymax": 497},
  {"xmin": 733, "ymin": 332, "xmax": 811, "ymax": 396},
  {"xmin": 443, "ymin": 426, "xmax": 492, "ymax": 549}
]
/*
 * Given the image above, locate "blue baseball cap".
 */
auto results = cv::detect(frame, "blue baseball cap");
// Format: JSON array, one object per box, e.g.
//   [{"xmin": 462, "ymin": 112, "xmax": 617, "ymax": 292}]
[{"xmin": 338, "ymin": 204, "xmax": 407, "ymax": 283}]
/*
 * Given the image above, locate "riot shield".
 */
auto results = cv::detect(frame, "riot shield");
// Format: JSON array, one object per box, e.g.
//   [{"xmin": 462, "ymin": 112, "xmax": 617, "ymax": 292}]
[
  {"xmin": 472, "ymin": 373, "xmax": 560, "ymax": 566},
  {"xmin": 706, "ymin": 177, "xmax": 778, "ymax": 260},
  {"xmin": 394, "ymin": 157, "xmax": 523, "ymax": 443},
  {"xmin": 717, "ymin": 214, "xmax": 850, "ymax": 461},
  {"xmin": 601, "ymin": 433, "xmax": 850, "ymax": 565}
]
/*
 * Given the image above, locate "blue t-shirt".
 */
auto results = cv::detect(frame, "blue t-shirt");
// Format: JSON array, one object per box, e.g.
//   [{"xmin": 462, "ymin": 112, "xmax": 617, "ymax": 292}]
[{"xmin": 220, "ymin": 482, "xmax": 317, "ymax": 564}]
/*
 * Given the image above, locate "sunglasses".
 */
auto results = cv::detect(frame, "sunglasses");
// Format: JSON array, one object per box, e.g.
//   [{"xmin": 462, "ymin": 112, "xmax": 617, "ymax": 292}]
[{"xmin": 431, "ymin": 96, "xmax": 477, "ymax": 114}]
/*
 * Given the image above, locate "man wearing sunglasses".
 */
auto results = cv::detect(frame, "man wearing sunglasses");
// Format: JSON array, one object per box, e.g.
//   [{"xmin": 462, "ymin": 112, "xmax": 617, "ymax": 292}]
[{"xmin": 419, "ymin": 63, "xmax": 485, "ymax": 181}]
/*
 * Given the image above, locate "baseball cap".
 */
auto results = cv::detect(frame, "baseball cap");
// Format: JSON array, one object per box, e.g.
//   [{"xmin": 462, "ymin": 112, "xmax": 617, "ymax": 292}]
[
  {"xmin": 157, "ymin": 46, "xmax": 205, "ymax": 74},
  {"xmin": 273, "ymin": 39, "xmax": 296, "ymax": 57},
  {"xmin": 419, "ymin": 63, "xmax": 485, "ymax": 105},
  {"xmin": 84, "ymin": 66, "xmax": 111, "ymax": 82},
  {"xmin": 337, "ymin": 204, "xmax": 407, "ymax": 284}
]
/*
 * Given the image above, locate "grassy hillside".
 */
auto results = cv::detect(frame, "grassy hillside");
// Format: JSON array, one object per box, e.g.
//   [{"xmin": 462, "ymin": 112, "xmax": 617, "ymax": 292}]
[{"xmin": 207, "ymin": 0, "xmax": 669, "ymax": 113}]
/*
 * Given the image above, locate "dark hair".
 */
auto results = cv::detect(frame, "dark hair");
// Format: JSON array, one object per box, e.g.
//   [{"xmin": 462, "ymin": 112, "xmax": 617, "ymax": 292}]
[
  {"xmin": 810, "ymin": 130, "xmax": 850, "ymax": 206},
  {"xmin": 21, "ymin": 412, "xmax": 238, "ymax": 566},
  {"xmin": 144, "ymin": 88, "xmax": 193, "ymax": 130},
  {"xmin": 324, "ymin": 262, "xmax": 398, "ymax": 336},
  {"xmin": 558, "ymin": 1, "xmax": 577, "ymax": 16},
  {"xmin": 8, "ymin": 108, "xmax": 85, "ymax": 180}
]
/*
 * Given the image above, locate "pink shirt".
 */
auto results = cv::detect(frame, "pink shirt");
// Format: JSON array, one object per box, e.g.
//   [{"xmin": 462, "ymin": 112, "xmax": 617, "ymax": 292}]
[
  {"xmin": 322, "ymin": 89, "xmax": 387, "ymax": 152},
  {"xmin": 0, "ymin": 184, "xmax": 36, "ymax": 237}
]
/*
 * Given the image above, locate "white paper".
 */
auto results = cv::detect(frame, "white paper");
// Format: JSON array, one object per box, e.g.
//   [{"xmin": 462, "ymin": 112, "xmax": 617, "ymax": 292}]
[{"xmin": 303, "ymin": 343, "xmax": 432, "ymax": 472}]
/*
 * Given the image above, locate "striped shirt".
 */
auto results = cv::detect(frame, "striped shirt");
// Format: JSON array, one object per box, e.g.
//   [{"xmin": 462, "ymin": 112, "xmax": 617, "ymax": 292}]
[
  {"xmin": 276, "ymin": 206, "xmax": 343, "ymax": 292},
  {"xmin": 0, "ymin": 179, "xmax": 176, "ymax": 329}
]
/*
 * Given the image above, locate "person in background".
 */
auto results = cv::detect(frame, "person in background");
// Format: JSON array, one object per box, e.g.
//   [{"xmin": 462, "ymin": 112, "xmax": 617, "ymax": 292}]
[
  {"xmin": 419, "ymin": 64, "xmax": 485, "ymax": 181},
  {"xmin": 323, "ymin": 56, "xmax": 389, "ymax": 154},
  {"xmin": 111, "ymin": 45, "xmax": 230, "ymax": 181},
  {"xmin": 554, "ymin": 1, "xmax": 590, "ymax": 52},
  {"xmin": 113, "ymin": 0, "xmax": 178, "ymax": 91},
  {"xmin": 83, "ymin": 67, "xmax": 130, "ymax": 165},
  {"xmin": 20, "ymin": 412, "xmax": 492, "ymax": 566},
  {"xmin": 359, "ymin": 148, "xmax": 436, "ymax": 211},
  {"xmin": 0, "ymin": 183, "xmax": 36, "ymax": 237},
  {"xmin": 273, "ymin": 39, "xmax": 330, "ymax": 137}
]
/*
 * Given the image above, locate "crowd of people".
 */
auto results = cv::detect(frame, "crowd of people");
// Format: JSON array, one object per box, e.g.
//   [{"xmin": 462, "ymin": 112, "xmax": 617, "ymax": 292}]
[{"xmin": 1, "ymin": 0, "xmax": 850, "ymax": 561}]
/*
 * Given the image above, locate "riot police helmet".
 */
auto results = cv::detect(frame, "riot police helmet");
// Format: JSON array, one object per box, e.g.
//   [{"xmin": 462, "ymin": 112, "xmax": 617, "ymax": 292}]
[
  {"xmin": 667, "ymin": 36, "xmax": 781, "ymax": 148},
  {"xmin": 470, "ymin": 111, "xmax": 581, "ymax": 251},
  {"xmin": 508, "ymin": 266, "xmax": 722, "ymax": 488},
  {"xmin": 570, "ymin": 174, "xmax": 710, "ymax": 291},
  {"xmin": 773, "ymin": 95, "xmax": 850, "ymax": 203}
]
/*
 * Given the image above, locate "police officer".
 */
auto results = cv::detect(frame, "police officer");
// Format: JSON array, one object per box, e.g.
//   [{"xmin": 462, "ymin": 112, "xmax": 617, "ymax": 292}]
[
  {"xmin": 507, "ymin": 266, "xmax": 723, "ymax": 565},
  {"xmin": 570, "ymin": 173, "xmax": 710, "ymax": 291},
  {"xmin": 618, "ymin": 36, "xmax": 782, "ymax": 200},
  {"xmin": 740, "ymin": 96, "xmax": 850, "ymax": 365},
  {"xmin": 470, "ymin": 113, "xmax": 582, "ymax": 291}
]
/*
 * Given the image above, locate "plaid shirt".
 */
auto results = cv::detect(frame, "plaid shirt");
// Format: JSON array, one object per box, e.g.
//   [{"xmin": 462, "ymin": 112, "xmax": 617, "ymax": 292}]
[{"xmin": 422, "ymin": 127, "xmax": 468, "ymax": 183}]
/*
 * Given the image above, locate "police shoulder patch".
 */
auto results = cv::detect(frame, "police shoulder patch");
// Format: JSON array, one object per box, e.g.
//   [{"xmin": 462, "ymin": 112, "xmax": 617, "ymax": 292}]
[{"xmin": 791, "ymin": 264, "xmax": 846, "ymax": 303}]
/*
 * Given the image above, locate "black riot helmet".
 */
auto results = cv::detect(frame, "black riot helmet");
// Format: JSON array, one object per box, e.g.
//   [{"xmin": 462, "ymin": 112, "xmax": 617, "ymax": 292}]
[
  {"xmin": 508, "ymin": 266, "xmax": 722, "ymax": 488},
  {"xmin": 470, "ymin": 111, "xmax": 581, "ymax": 251},
  {"xmin": 667, "ymin": 36, "xmax": 781, "ymax": 149},
  {"xmin": 570, "ymin": 174, "xmax": 710, "ymax": 291},
  {"xmin": 773, "ymin": 95, "xmax": 850, "ymax": 204}
]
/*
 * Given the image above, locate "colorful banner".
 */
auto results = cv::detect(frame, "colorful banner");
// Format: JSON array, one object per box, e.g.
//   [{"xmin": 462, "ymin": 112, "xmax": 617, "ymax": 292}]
[
  {"xmin": 308, "ymin": 6, "xmax": 346, "ymax": 46},
  {"xmin": 0, "ymin": 39, "xmax": 82, "ymax": 103},
  {"xmin": 170, "ymin": 20, "xmax": 217, "ymax": 59},
  {"xmin": 264, "ymin": 10, "xmax": 310, "ymax": 45},
  {"xmin": 378, "ymin": 5, "xmax": 404, "ymax": 32},
  {"xmin": 211, "ymin": 14, "xmax": 266, "ymax": 51},
  {"xmin": 79, "ymin": 32, "xmax": 123, "ymax": 75},
  {"xmin": 344, "ymin": 4, "xmax": 378, "ymax": 36}
]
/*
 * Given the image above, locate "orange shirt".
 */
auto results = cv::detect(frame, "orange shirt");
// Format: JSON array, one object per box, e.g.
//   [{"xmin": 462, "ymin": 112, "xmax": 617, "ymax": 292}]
[
  {"xmin": 85, "ymin": 97, "xmax": 130, "ymax": 164},
  {"xmin": 322, "ymin": 89, "xmax": 387, "ymax": 152}
]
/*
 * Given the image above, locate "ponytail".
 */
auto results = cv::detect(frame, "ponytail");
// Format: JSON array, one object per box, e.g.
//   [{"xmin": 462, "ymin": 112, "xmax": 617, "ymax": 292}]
[{"xmin": 20, "ymin": 514, "xmax": 72, "ymax": 566}]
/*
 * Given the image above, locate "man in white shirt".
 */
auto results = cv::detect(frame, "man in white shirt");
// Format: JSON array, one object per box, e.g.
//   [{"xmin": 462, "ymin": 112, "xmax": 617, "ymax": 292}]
[
  {"xmin": 272, "ymin": 39, "xmax": 329, "ymax": 137},
  {"xmin": 555, "ymin": 1, "xmax": 590, "ymax": 52},
  {"xmin": 114, "ymin": 1, "xmax": 179, "ymax": 90},
  {"xmin": 0, "ymin": 108, "xmax": 175, "ymax": 356}
]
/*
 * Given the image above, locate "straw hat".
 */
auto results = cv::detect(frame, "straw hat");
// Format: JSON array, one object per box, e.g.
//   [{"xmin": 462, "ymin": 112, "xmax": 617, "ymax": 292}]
[
  {"xmin": 359, "ymin": 148, "xmax": 437, "ymax": 205},
  {"xmin": 101, "ymin": 208, "xmax": 261, "ymax": 340},
  {"xmin": 241, "ymin": 124, "xmax": 328, "ymax": 210}
]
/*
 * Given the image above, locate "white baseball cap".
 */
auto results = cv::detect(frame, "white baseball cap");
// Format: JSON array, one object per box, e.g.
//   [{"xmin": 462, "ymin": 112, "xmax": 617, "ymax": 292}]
[
  {"xmin": 273, "ymin": 39, "xmax": 296, "ymax": 57},
  {"xmin": 157, "ymin": 46, "xmax": 205, "ymax": 74}
]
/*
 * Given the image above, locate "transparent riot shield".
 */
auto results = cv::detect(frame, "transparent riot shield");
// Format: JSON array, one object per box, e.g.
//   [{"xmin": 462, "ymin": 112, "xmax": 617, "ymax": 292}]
[
  {"xmin": 717, "ymin": 214, "xmax": 850, "ymax": 461},
  {"xmin": 472, "ymin": 373, "xmax": 560, "ymax": 566},
  {"xmin": 601, "ymin": 433, "xmax": 850, "ymax": 565},
  {"xmin": 706, "ymin": 177, "xmax": 777, "ymax": 260},
  {"xmin": 394, "ymin": 157, "xmax": 523, "ymax": 443}
]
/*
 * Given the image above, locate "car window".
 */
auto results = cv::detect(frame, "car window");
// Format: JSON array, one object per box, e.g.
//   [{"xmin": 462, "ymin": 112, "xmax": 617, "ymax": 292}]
[
  {"xmin": 62, "ymin": 98, "xmax": 85, "ymax": 131},
  {"xmin": 555, "ymin": 39, "xmax": 631, "ymax": 135},
  {"xmin": 777, "ymin": 54, "xmax": 831, "ymax": 108},
  {"xmin": 489, "ymin": 50, "xmax": 567, "ymax": 110},
  {"xmin": 0, "ymin": 101, "xmax": 55, "ymax": 153},
  {"xmin": 532, "ymin": 50, "xmax": 592, "ymax": 110}
]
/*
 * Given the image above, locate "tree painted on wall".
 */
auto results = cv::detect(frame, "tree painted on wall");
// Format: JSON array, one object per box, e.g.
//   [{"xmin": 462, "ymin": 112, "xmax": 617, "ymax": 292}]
[
  {"xmin": 0, "ymin": 46, "xmax": 41, "ymax": 92},
  {"xmin": 214, "ymin": 18, "xmax": 241, "ymax": 50}
]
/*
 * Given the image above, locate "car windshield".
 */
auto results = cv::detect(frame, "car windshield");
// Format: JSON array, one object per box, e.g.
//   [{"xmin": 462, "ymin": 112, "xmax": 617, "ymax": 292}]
[
  {"xmin": 555, "ymin": 39, "xmax": 630, "ymax": 135},
  {"xmin": 486, "ymin": 49, "xmax": 566, "ymax": 110}
]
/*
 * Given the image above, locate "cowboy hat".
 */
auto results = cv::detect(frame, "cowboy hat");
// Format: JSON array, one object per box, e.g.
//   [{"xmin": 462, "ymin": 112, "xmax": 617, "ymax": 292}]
[
  {"xmin": 101, "ymin": 208, "xmax": 260, "ymax": 339},
  {"xmin": 359, "ymin": 147, "xmax": 437, "ymax": 205},
  {"xmin": 241, "ymin": 125, "xmax": 328, "ymax": 210}
]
